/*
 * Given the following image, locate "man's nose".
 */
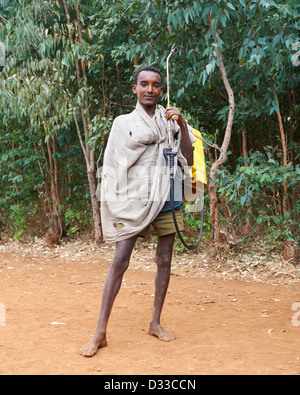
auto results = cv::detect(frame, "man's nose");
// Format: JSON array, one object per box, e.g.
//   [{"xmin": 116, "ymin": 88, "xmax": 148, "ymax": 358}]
[{"xmin": 147, "ymin": 84, "xmax": 154, "ymax": 92}]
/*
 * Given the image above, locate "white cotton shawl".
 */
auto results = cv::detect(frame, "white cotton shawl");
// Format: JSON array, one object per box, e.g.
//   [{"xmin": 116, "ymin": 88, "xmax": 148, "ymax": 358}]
[{"xmin": 100, "ymin": 102, "xmax": 193, "ymax": 243}]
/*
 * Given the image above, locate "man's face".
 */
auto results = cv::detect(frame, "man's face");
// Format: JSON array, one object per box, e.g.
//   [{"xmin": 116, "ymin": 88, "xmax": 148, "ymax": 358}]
[{"xmin": 132, "ymin": 70, "xmax": 163, "ymax": 111}]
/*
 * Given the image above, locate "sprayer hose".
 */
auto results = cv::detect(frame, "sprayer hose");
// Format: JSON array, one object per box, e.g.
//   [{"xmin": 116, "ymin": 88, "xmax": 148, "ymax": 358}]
[{"xmin": 170, "ymin": 177, "xmax": 204, "ymax": 250}]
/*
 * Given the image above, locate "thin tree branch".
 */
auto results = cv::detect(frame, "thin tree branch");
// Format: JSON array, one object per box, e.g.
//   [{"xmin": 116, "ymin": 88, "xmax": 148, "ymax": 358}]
[
  {"xmin": 26, "ymin": 38, "xmax": 42, "ymax": 58},
  {"xmin": 0, "ymin": 14, "xmax": 8, "ymax": 23},
  {"xmin": 73, "ymin": 112, "xmax": 91, "ymax": 172}
]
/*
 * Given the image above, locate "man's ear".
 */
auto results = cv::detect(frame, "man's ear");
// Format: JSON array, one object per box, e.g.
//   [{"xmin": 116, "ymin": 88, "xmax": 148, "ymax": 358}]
[{"xmin": 132, "ymin": 85, "xmax": 137, "ymax": 94}]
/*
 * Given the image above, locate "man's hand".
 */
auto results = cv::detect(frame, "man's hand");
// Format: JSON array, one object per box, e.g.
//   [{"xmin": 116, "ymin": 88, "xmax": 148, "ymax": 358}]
[
  {"xmin": 165, "ymin": 107, "xmax": 193, "ymax": 166},
  {"xmin": 165, "ymin": 107, "xmax": 186, "ymax": 127}
]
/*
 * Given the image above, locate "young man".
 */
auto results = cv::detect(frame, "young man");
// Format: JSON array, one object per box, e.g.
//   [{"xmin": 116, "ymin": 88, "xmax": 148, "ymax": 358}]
[{"xmin": 79, "ymin": 65, "xmax": 194, "ymax": 357}]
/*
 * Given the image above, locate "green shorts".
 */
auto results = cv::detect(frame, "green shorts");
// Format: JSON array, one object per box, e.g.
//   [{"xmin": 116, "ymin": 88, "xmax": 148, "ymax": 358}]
[{"xmin": 139, "ymin": 209, "xmax": 184, "ymax": 238}]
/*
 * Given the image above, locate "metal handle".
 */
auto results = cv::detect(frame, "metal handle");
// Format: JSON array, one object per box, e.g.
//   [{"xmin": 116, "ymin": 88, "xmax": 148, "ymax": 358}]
[{"xmin": 166, "ymin": 47, "xmax": 178, "ymax": 148}]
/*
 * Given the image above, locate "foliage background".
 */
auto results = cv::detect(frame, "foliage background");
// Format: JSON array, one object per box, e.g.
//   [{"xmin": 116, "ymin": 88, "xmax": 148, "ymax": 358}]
[{"xmin": 0, "ymin": 0, "xmax": 299, "ymax": 252}]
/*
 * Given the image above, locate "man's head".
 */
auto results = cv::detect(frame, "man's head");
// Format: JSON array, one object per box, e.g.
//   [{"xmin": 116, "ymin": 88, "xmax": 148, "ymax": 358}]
[
  {"xmin": 133, "ymin": 65, "xmax": 163, "ymax": 86},
  {"xmin": 132, "ymin": 66, "xmax": 163, "ymax": 114}
]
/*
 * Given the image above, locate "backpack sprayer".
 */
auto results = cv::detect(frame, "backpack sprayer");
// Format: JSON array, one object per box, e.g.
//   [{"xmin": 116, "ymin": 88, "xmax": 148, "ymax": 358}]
[{"xmin": 164, "ymin": 47, "xmax": 205, "ymax": 250}]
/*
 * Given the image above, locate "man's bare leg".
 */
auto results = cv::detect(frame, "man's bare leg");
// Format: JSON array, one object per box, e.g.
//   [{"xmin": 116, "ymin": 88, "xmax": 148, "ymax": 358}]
[
  {"xmin": 79, "ymin": 236, "xmax": 138, "ymax": 357},
  {"xmin": 149, "ymin": 233, "xmax": 176, "ymax": 342}
]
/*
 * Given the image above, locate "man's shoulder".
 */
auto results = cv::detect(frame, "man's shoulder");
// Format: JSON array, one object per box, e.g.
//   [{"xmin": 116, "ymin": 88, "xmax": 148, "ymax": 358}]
[{"xmin": 113, "ymin": 109, "xmax": 137, "ymax": 125}]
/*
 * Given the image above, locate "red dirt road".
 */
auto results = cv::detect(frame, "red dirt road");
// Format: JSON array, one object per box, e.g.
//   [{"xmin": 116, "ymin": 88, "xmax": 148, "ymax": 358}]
[{"xmin": 0, "ymin": 241, "xmax": 300, "ymax": 375}]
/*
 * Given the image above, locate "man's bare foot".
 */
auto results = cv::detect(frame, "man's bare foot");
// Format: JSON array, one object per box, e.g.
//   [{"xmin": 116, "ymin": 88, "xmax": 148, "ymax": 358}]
[
  {"xmin": 149, "ymin": 324, "xmax": 176, "ymax": 342},
  {"xmin": 79, "ymin": 334, "xmax": 107, "ymax": 357}
]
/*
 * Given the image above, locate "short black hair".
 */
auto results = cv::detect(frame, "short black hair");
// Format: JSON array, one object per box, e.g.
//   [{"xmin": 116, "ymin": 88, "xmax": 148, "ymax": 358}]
[{"xmin": 133, "ymin": 65, "xmax": 163, "ymax": 85}]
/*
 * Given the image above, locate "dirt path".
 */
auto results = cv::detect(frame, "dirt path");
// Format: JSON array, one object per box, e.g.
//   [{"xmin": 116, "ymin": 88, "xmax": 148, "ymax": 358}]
[{"xmin": 0, "ymin": 240, "xmax": 300, "ymax": 375}]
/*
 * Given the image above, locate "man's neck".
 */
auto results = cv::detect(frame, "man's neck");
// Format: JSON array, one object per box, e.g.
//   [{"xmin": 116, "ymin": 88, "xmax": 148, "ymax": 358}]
[{"xmin": 140, "ymin": 103, "xmax": 156, "ymax": 117}]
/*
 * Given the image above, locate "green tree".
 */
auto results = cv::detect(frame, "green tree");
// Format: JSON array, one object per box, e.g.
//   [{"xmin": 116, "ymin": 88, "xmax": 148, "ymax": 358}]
[
  {"xmin": 0, "ymin": 0, "xmax": 106, "ymax": 241},
  {"xmin": 103, "ymin": 0, "xmax": 299, "ymax": 244},
  {"xmin": 1, "ymin": 0, "xmax": 299, "ymax": 249}
]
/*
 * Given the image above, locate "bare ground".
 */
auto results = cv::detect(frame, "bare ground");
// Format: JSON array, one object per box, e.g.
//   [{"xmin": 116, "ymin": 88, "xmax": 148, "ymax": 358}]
[{"xmin": 0, "ymin": 238, "xmax": 300, "ymax": 375}]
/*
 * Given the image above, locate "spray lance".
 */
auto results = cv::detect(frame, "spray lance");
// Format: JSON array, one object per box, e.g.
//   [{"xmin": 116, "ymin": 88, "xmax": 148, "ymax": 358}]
[
  {"xmin": 164, "ymin": 47, "xmax": 204, "ymax": 250},
  {"xmin": 163, "ymin": 47, "xmax": 178, "ymax": 193}
]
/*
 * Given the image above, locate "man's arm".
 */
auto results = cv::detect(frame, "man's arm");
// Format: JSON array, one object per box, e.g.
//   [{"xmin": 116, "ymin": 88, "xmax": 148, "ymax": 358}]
[{"xmin": 165, "ymin": 107, "xmax": 194, "ymax": 166}]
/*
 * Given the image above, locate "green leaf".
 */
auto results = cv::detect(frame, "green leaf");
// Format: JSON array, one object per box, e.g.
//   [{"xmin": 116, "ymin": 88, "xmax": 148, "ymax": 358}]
[
  {"xmin": 220, "ymin": 13, "xmax": 227, "ymax": 27},
  {"xmin": 206, "ymin": 63, "xmax": 213, "ymax": 75},
  {"xmin": 227, "ymin": 2, "xmax": 236, "ymax": 11}
]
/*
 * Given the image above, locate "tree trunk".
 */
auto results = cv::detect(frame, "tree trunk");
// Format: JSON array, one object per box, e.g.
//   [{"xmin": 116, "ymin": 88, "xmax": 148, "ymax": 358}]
[
  {"xmin": 73, "ymin": 113, "xmax": 103, "ymax": 243},
  {"xmin": 208, "ymin": 52, "xmax": 235, "ymax": 245},
  {"xmin": 239, "ymin": 60, "xmax": 248, "ymax": 166},
  {"xmin": 63, "ymin": 0, "xmax": 103, "ymax": 243},
  {"xmin": 207, "ymin": 15, "xmax": 235, "ymax": 245},
  {"xmin": 274, "ymin": 91, "xmax": 289, "ymax": 218},
  {"xmin": 87, "ymin": 169, "xmax": 102, "ymax": 243},
  {"xmin": 241, "ymin": 126, "xmax": 248, "ymax": 165},
  {"xmin": 46, "ymin": 137, "xmax": 63, "ymax": 238},
  {"xmin": 32, "ymin": 132, "xmax": 53, "ymax": 226}
]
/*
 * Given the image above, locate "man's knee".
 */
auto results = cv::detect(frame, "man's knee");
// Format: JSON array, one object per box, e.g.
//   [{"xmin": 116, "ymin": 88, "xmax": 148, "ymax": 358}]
[
  {"xmin": 111, "ymin": 254, "xmax": 130, "ymax": 274},
  {"xmin": 111, "ymin": 236, "xmax": 137, "ymax": 274},
  {"xmin": 156, "ymin": 251, "xmax": 172, "ymax": 269}
]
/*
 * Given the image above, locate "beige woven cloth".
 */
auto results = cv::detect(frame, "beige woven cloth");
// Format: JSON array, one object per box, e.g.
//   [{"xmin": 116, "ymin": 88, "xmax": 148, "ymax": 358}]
[{"xmin": 100, "ymin": 102, "xmax": 194, "ymax": 243}]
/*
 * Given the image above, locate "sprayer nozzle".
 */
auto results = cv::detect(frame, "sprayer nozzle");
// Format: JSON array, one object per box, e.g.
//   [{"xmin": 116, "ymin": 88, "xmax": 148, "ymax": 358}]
[{"xmin": 171, "ymin": 47, "xmax": 178, "ymax": 53}]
